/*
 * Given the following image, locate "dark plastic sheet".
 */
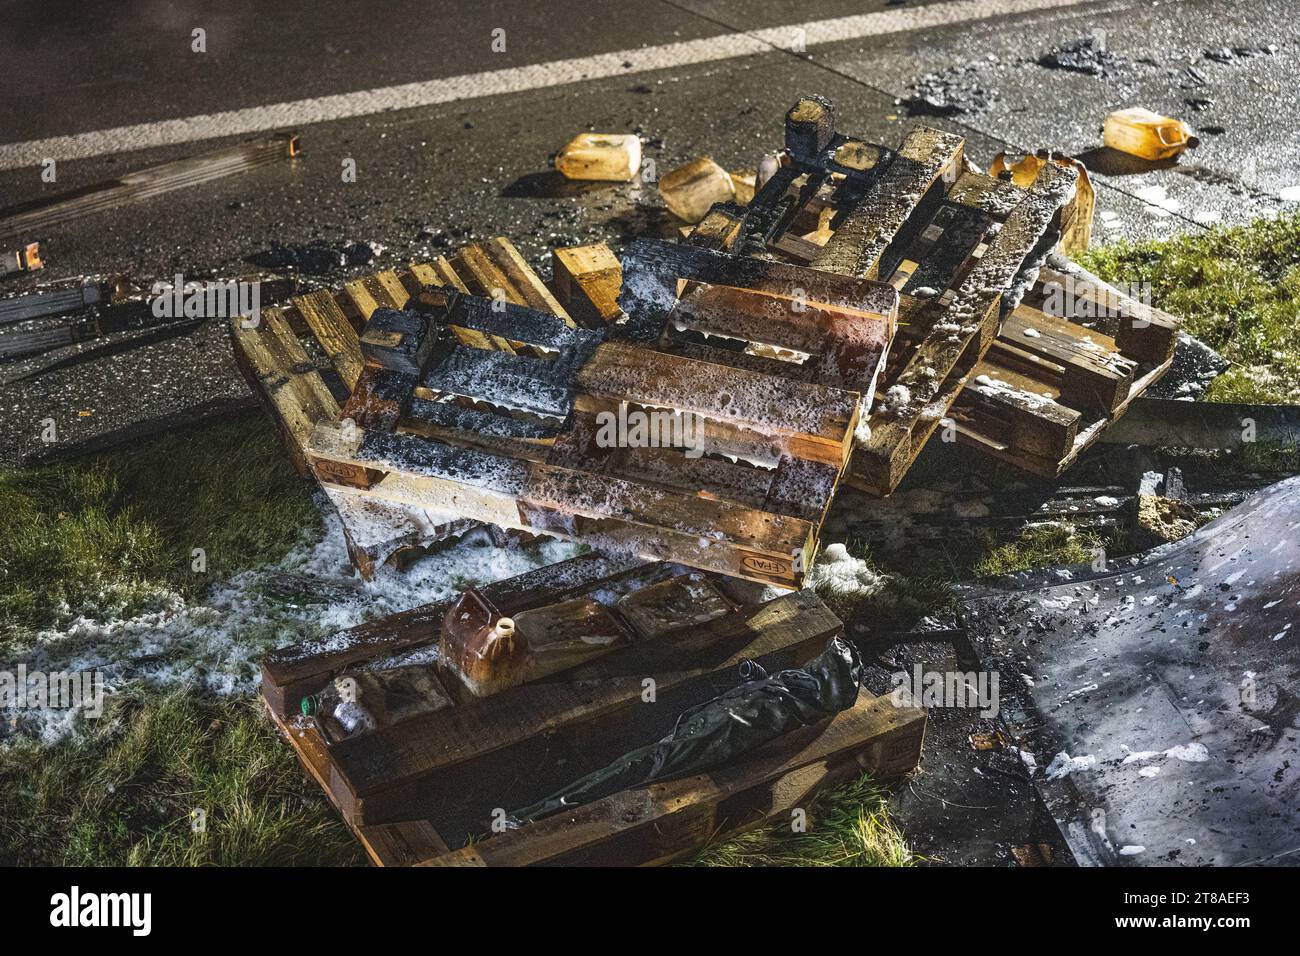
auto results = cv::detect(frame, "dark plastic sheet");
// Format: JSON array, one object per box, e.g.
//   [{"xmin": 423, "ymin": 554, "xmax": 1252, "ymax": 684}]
[{"xmin": 507, "ymin": 635, "xmax": 863, "ymax": 826}]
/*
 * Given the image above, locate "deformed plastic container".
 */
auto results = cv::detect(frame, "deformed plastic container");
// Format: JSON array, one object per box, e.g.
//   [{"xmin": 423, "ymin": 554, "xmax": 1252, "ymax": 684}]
[
  {"xmin": 555, "ymin": 133, "xmax": 642, "ymax": 182},
  {"xmin": 1103, "ymin": 108, "xmax": 1199, "ymax": 161}
]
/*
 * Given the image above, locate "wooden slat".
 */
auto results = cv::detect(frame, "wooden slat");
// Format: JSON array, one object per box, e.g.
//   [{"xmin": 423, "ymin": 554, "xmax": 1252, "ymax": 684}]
[
  {"xmin": 956, "ymin": 358, "xmax": 1080, "ymax": 461},
  {"xmin": 230, "ymin": 308, "xmax": 340, "ymax": 474},
  {"xmin": 811, "ymin": 126, "xmax": 965, "ymax": 280},
  {"xmin": 452, "ymin": 237, "xmax": 575, "ymax": 328},
  {"xmin": 307, "ymin": 420, "xmax": 816, "ymax": 587},
  {"xmin": 260, "ymin": 554, "xmax": 647, "ymax": 716},
  {"xmin": 665, "ymin": 283, "xmax": 893, "ymax": 398},
  {"xmin": 1032, "ymin": 263, "xmax": 1178, "ymax": 365},
  {"xmin": 295, "ymin": 290, "xmax": 364, "ymax": 392},
  {"xmin": 575, "ymin": 341, "xmax": 860, "ymax": 469},
  {"xmin": 357, "ymin": 820, "xmax": 451, "ymax": 867},
  {"xmin": 998, "ymin": 304, "xmax": 1135, "ymax": 413},
  {"xmin": 342, "ymin": 273, "xmax": 396, "ymax": 322},
  {"xmin": 419, "ymin": 345, "xmax": 572, "ymax": 421},
  {"xmin": 407, "ymin": 257, "xmax": 514, "ymax": 352}
]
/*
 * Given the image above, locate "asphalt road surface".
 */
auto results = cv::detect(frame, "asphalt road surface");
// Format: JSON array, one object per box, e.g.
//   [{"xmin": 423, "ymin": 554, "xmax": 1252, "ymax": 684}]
[{"xmin": 1, "ymin": 0, "xmax": 1297, "ymax": 461}]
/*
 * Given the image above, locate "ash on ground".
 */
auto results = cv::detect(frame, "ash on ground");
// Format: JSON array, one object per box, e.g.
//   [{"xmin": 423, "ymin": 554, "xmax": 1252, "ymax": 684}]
[
  {"xmin": 899, "ymin": 60, "xmax": 1001, "ymax": 117},
  {"xmin": 1037, "ymin": 36, "xmax": 1129, "ymax": 77}
]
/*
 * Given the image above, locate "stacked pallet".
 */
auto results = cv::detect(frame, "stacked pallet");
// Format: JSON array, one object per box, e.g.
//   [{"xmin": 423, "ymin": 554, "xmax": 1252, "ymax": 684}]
[
  {"xmin": 234, "ymin": 236, "xmax": 887, "ymax": 587},
  {"xmin": 260, "ymin": 554, "xmax": 926, "ymax": 865},
  {"xmin": 685, "ymin": 95, "xmax": 1180, "ymax": 488}
]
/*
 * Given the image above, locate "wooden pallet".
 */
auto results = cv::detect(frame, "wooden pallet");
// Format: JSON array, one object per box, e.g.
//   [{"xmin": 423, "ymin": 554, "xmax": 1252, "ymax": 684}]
[
  {"xmin": 260, "ymin": 553, "xmax": 925, "ymax": 866},
  {"xmin": 691, "ymin": 97, "xmax": 1180, "ymax": 489},
  {"xmin": 236, "ymin": 235, "xmax": 881, "ymax": 587},
  {"xmin": 948, "ymin": 259, "xmax": 1178, "ymax": 477},
  {"xmin": 615, "ymin": 237, "xmax": 897, "ymax": 406}
]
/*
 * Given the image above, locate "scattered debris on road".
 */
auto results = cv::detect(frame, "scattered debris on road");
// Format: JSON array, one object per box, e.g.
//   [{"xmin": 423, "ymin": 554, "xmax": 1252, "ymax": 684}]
[
  {"xmin": 0, "ymin": 241, "xmax": 43, "ymax": 277},
  {"xmin": 0, "ymin": 134, "xmax": 300, "ymax": 240},
  {"xmin": 658, "ymin": 156, "xmax": 736, "ymax": 222}
]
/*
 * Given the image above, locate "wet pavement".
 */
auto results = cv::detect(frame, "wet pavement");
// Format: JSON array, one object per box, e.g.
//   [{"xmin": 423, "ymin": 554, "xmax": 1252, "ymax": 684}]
[
  {"xmin": 0, "ymin": 0, "xmax": 1294, "ymax": 463},
  {"xmin": 1, "ymin": 0, "xmax": 1297, "ymax": 463}
]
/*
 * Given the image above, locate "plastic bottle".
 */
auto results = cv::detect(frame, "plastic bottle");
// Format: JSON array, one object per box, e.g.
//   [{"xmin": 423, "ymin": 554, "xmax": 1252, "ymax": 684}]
[
  {"xmin": 440, "ymin": 588, "xmax": 526, "ymax": 696},
  {"xmin": 555, "ymin": 133, "xmax": 642, "ymax": 182},
  {"xmin": 1103, "ymin": 108, "xmax": 1199, "ymax": 161}
]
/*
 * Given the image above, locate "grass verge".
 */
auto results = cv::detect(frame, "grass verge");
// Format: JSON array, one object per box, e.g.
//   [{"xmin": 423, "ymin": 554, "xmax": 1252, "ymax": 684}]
[
  {"xmin": 0, "ymin": 413, "xmax": 318, "ymax": 642},
  {"xmin": 1079, "ymin": 210, "xmax": 1300, "ymax": 403},
  {"xmin": 0, "ymin": 686, "xmax": 363, "ymax": 866},
  {"xmin": 972, "ymin": 522, "xmax": 1103, "ymax": 578},
  {"xmin": 688, "ymin": 773, "xmax": 913, "ymax": 866}
]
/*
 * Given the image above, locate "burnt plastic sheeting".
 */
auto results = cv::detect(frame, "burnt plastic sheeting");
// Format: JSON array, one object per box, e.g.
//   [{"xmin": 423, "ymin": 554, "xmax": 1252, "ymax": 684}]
[
  {"xmin": 506, "ymin": 635, "xmax": 863, "ymax": 826},
  {"xmin": 961, "ymin": 476, "xmax": 1300, "ymax": 866}
]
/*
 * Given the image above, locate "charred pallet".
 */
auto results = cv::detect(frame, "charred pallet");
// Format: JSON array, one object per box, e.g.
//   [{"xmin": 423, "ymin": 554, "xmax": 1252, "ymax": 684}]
[
  {"xmin": 230, "ymin": 237, "xmax": 568, "ymax": 577},
  {"xmin": 259, "ymin": 553, "xmax": 925, "ymax": 865},
  {"xmin": 689, "ymin": 97, "xmax": 1176, "ymax": 490},
  {"xmin": 233, "ymin": 237, "xmax": 856, "ymax": 586},
  {"xmin": 949, "ymin": 256, "xmax": 1179, "ymax": 477}
]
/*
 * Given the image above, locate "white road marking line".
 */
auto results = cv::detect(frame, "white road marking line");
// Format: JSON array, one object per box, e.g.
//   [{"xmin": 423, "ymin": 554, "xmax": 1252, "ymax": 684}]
[{"xmin": 0, "ymin": 0, "xmax": 1103, "ymax": 170}]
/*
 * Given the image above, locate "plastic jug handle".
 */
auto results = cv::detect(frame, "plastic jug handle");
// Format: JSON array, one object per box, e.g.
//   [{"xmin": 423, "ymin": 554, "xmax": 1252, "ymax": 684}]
[{"xmin": 1156, "ymin": 124, "xmax": 1185, "ymax": 147}]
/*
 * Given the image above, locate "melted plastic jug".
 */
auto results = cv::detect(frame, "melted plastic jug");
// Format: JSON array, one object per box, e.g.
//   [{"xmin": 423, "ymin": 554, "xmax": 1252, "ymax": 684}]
[
  {"xmin": 440, "ymin": 588, "xmax": 525, "ymax": 697},
  {"xmin": 1103, "ymin": 108, "xmax": 1199, "ymax": 161}
]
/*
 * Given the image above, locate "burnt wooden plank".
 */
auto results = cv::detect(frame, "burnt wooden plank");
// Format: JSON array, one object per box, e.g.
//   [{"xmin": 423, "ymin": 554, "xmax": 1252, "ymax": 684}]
[
  {"xmin": 419, "ymin": 345, "xmax": 573, "ymax": 422},
  {"xmin": 295, "ymin": 290, "xmax": 364, "ymax": 393},
  {"xmin": 575, "ymin": 340, "xmax": 860, "ymax": 469},
  {"xmin": 618, "ymin": 237, "xmax": 897, "ymax": 345},
  {"xmin": 998, "ymin": 305, "xmax": 1136, "ymax": 413},
  {"xmin": 452, "ymin": 237, "xmax": 575, "ymax": 328},
  {"xmin": 413, "ymin": 285, "xmax": 597, "ymax": 355},
  {"xmin": 810, "ymin": 126, "xmax": 965, "ymax": 280},
  {"xmin": 358, "ymin": 308, "xmax": 436, "ymax": 375},
  {"xmin": 260, "ymin": 553, "xmax": 649, "ymax": 716},
  {"xmin": 307, "ymin": 420, "xmax": 816, "ymax": 587}
]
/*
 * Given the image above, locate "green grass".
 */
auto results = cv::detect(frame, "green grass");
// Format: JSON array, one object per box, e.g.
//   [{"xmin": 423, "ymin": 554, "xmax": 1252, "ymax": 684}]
[
  {"xmin": 972, "ymin": 522, "xmax": 1102, "ymax": 578},
  {"xmin": 689, "ymin": 773, "xmax": 913, "ymax": 867},
  {"xmin": 1079, "ymin": 210, "xmax": 1300, "ymax": 403},
  {"xmin": 0, "ymin": 413, "xmax": 318, "ymax": 642},
  {"xmin": 0, "ymin": 687, "xmax": 363, "ymax": 866}
]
